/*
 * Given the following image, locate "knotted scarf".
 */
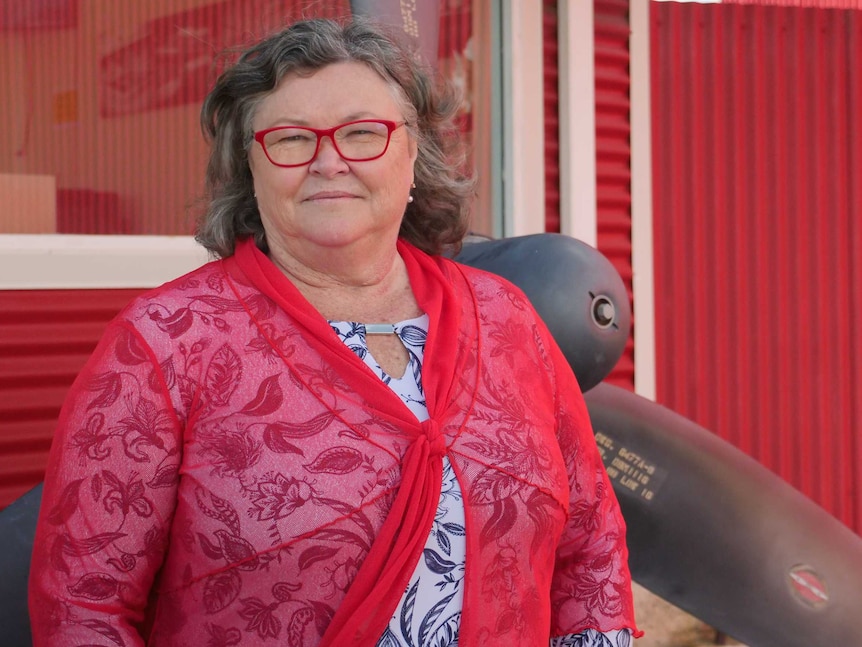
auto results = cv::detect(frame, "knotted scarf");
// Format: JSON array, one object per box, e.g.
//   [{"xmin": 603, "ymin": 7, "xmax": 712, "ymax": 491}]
[{"xmin": 228, "ymin": 238, "xmax": 474, "ymax": 646}]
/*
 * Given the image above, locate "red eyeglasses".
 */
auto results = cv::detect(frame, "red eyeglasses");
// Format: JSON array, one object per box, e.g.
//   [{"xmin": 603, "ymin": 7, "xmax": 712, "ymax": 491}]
[{"xmin": 253, "ymin": 119, "xmax": 407, "ymax": 168}]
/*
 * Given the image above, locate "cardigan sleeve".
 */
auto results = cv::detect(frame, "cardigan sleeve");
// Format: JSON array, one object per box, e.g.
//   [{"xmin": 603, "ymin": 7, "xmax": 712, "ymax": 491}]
[
  {"xmin": 28, "ymin": 319, "xmax": 184, "ymax": 646},
  {"xmin": 543, "ymin": 331, "xmax": 640, "ymax": 637}
]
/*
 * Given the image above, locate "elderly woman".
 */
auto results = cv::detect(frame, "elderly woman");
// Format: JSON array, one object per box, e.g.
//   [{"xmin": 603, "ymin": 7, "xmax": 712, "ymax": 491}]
[{"xmin": 29, "ymin": 18, "xmax": 639, "ymax": 647}]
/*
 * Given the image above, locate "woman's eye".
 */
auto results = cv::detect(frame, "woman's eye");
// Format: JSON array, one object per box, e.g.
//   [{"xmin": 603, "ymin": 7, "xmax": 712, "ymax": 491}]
[
  {"xmin": 269, "ymin": 131, "xmax": 313, "ymax": 146},
  {"xmin": 343, "ymin": 127, "xmax": 381, "ymax": 139},
  {"xmin": 284, "ymin": 132, "xmax": 313, "ymax": 143}
]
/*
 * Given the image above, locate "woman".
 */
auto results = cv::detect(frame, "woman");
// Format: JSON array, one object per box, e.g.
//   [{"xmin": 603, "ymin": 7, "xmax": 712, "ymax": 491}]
[{"xmin": 29, "ymin": 18, "xmax": 639, "ymax": 647}]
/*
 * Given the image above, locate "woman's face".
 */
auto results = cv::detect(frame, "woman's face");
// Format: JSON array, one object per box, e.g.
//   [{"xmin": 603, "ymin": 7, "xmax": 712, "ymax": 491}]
[{"xmin": 248, "ymin": 61, "xmax": 418, "ymax": 261}]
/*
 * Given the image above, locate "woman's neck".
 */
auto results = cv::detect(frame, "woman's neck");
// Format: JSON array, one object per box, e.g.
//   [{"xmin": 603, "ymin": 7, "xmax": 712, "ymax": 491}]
[{"xmin": 267, "ymin": 240, "xmax": 422, "ymax": 323}]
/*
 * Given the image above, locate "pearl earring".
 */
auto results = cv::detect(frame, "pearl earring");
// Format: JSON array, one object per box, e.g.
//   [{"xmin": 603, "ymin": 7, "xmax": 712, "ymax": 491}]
[{"xmin": 407, "ymin": 182, "xmax": 416, "ymax": 204}]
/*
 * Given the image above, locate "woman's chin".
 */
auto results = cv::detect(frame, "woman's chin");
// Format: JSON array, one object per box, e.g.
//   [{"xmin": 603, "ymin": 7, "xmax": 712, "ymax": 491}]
[{"xmin": 298, "ymin": 224, "xmax": 386, "ymax": 251}]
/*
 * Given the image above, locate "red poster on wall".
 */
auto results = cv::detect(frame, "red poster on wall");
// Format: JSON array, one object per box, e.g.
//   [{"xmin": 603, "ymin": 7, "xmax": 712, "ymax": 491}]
[
  {"xmin": 99, "ymin": 4, "xmax": 222, "ymax": 117},
  {"xmin": 99, "ymin": 0, "xmax": 349, "ymax": 118}
]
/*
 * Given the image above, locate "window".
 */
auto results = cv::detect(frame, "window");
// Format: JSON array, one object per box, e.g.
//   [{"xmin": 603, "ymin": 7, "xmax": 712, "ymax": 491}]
[{"xmin": 0, "ymin": 0, "xmax": 490, "ymax": 241}]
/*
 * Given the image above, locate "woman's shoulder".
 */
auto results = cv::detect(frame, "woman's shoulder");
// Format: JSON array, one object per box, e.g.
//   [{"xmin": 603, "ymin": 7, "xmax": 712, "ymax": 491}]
[{"xmin": 118, "ymin": 257, "xmax": 225, "ymax": 315}]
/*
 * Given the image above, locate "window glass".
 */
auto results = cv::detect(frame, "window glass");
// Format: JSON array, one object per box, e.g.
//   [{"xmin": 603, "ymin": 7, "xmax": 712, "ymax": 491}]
[{"xmin": 0, "ymin": 0, "xmax": 490, "ymax": 236}]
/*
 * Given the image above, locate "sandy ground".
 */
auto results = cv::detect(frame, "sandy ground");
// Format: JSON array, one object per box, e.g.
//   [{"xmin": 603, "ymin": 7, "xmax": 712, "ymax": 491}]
[{"xmin": 633, "ymin": 584, "xmax": 748, "ymax": 647}]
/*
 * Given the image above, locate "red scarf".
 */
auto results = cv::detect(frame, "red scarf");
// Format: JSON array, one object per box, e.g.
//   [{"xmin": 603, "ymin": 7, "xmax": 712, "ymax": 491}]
[{"xmin": 229, "ymin": 238, "xmax": 475, "ymax": 645}]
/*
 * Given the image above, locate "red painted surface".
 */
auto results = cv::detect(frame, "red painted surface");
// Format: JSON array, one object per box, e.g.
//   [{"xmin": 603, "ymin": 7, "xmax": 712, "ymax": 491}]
[
  {"xmin": 594, "ymin": 0, "xmax": 634, "ymax": 390},
  {"xmin": 723, "ymin": 0, "xmax": 862, "ymax": 8},
  {"xmin": 651, "ymin": 2, "xmax": 862, "ymax": 532},
  {"xmin": 544, "ymin": 2, "xmax": 561, "ymax": 235},
  {"xmin": 0, "ymin": 289, "xmax": 145, "ymax": 508}
]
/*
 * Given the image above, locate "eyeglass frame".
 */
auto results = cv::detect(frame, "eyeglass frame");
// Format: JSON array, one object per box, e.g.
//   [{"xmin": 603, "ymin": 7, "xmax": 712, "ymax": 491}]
[{"xmin": 252, "ymin": 119, "xmax": 408, "ymax": 168}]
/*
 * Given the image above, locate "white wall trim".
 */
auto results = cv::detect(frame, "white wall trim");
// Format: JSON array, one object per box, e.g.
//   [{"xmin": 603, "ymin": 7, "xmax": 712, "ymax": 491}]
[
  {"xmin": 557, "ymin": 0, "xmax": 597, "ymax": 247},
  {"xmin": 629, "ymin": 0, "xmax": 657, "ymax": 400},
  {"xmin": 500, "ymin": 1, "xmax": 545, "ymax": 237},
  {"xmin": 0, "ymin": 235, "xmax": 211, "ymax": 290}
]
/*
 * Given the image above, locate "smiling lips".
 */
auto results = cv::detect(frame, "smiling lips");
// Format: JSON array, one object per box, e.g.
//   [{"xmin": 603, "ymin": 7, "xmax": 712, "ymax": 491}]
[{"xmin": 305, "ymin": 191, "xmax": 357, "ymax": 202}]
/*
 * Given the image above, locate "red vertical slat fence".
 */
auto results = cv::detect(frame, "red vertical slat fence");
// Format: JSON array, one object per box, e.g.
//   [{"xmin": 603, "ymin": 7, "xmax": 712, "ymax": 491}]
[
  {"xmin": 594, "ymin": 0, "xmax": 635, "ymax": 390},
  {"xmin": 651, "ymin": 2, "xmax": 862, "ymax": 532}
]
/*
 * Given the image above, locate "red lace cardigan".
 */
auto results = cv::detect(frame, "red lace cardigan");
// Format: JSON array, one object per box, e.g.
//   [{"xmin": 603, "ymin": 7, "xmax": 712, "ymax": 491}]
[{"xmin": 29, "ymin": 238, "xmax": 638, "ymax": 646}]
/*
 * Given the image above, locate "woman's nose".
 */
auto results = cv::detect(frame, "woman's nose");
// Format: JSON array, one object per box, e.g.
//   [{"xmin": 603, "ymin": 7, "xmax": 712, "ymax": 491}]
[{"xmin": 309, "ymin": 135, "xmax": 349, "ymax": 174}]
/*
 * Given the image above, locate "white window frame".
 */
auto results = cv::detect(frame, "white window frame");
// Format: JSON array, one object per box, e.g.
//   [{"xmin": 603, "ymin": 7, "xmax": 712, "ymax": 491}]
[
  {"xmin": 498, "ymin": 0, "xmax": 546, "ymax": 237},
  {"xmin": 629, "ymin": 0, "xmax": 657, "ymax": 399},
  {"xmin": 0, "ymin": 235, "xmax": 210, "ymax": 289},
  {"xmin": 558, "ymin": 0, "xmax": 598, "ymax": 246}
]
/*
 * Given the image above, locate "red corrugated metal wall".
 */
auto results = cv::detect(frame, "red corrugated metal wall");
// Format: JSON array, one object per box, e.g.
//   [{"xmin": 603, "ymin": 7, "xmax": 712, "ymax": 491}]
[
  {"xmin": 0, "ymin": 289, "xmax": 145, "ymax": 507},
  {"xmin": 651, "ymin": 2, "xmax": 862, "ymax": 532},
  {"xmin": 543, "ymin": 1, "xmax": 635, "ymax": 390},
  {"xmin": 543, "ymin": 1, "xmax": 561, "ymax": 234},
  {"xmin": 594, "ymin": 0, "xmax": 634, "ymax": 390},
  {"xmin": 724, "ymin": 0, "xmax": 862, "ymax": 7}
]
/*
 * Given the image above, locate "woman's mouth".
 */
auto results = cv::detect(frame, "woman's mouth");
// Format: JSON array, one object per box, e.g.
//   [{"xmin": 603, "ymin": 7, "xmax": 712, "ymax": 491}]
[{"xmin": 305, "ymin": 191, "xmax": 356, "ymax": 202}]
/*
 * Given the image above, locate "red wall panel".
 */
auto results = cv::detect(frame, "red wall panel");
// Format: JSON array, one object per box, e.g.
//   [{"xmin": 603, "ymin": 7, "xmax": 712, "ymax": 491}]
[
  {"xmin": 0, "ymin": 289, "xmax": 144, "ymax": 508},
  {"xmin": 544, "ymin": 1, "xmax": 561, "ymax": 235},
  {"xmin": 595, "ymin": 0, "xmax": 635, "ymax": 390},
  {"xmin": 723, "ymin": 0, "xmax": 862, "ymax": 8},
  {"xmin": 651, "ymin": 2, "xmax": 862, "ymax": 532}
]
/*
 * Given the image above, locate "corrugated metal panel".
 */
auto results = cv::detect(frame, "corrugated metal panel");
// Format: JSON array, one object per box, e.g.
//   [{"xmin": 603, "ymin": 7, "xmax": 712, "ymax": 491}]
[
  {"xmin": 544, "ymin": 2, "xmax": 562, "ymax": 234},
  {"xmin": 723, "ymin": 0, "xmax": 862, "ymax": 8},
  {"xmin": 0, "ymin": 289, "xmax": 143, "ymax": 508},
  {"xmin": 594, "ymin": 0, "xmax": 634, "ymax": 390},
  {"xmin": 651, "ymin": 2, "xmax": 862, "ymax": 532}
]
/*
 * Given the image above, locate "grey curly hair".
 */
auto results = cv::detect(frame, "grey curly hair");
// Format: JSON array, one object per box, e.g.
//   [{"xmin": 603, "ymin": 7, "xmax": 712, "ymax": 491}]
[{"xmin": 197, "ymin": 17, "xmax": 474, "ymax": 258}]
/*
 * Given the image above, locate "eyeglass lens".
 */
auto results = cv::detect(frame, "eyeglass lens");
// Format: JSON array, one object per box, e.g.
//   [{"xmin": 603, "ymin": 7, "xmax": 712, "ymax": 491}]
[{"xmin": 261, "ymin": 121, "xmax": 392, "ymax": 166}]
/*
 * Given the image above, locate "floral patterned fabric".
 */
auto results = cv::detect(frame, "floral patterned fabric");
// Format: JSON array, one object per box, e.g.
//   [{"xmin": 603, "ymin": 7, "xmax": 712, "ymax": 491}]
[
  {"xmin": 29, "ymin": 237, "xmax": 638, "ymax": 646},
  {"xmin": 334, "ymin": 318, "xmax": 632, "ymax": 647}
]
